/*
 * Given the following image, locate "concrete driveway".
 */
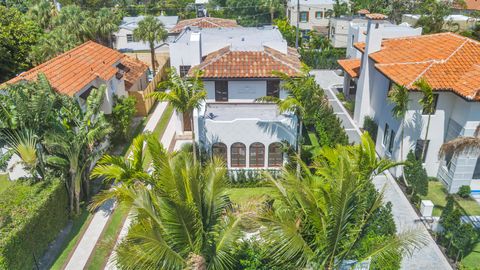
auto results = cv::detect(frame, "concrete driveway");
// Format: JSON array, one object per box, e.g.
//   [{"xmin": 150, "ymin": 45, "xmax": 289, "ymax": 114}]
[{"xmin": 311, "ymin": 70, "xmax": 452, "ymax": 270}]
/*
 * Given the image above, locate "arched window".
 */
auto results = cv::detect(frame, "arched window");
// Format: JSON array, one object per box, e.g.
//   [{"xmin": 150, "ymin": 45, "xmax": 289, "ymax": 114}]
[
  {"xmin": 249, "ymin": 143, "xmax": 265, "ymax": 167},
  {"xmin": 231, "ymin": 143, "xmax": 246, "ymax": 167},
  {"xmin": 212, "ymin": 143, "xmax": 227, "ymax": 164},
  {"xmin": 268, "ymin": 143, "xmax": 283, "ymax": 167}
]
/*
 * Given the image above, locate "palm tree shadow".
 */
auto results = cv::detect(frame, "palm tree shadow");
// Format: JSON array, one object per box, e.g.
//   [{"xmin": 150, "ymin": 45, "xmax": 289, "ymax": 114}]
[
  {"xmin": 404, "ymin": 110, "xmax": 424, "ymax": 150},
  {"xmin": 256, "ymin": 119, "xmax": 297, "ymax": 142}
]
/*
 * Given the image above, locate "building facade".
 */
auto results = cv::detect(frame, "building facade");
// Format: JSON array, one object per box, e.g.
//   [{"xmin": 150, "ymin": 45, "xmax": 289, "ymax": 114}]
[
  {"xmin": 287, "ymin": 0, "xmax": 339, "ymax": 34},
  {"xmin": 170, "ymin": 27, "xmax": 301, "ymax": 169},
  {"xmin": 338, "ymin": 15, "xmax": 480, "ymax": 194}
]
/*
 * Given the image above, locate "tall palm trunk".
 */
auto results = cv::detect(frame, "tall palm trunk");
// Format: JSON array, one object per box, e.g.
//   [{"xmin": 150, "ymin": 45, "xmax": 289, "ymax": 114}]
[
  {"xmin": 296, "ymin": 119, "xmax": 303, "ymax": 177},
  {"xmin": 421, "ymin": 113, "xmax": 432, "ymax": 162},
  {"xmin": 270, "ymin": 8, "xmax": 275, "ymax": 23},
  {"xmin": 150, "ymin": 43, "xmax": 156, "ymax": 76},
  {"xmin": 190, "ymin": 110, "xmax": 197, "ymax": 163},
  {"xmin": 399, "ymin": 118, "xmax": 408, "ymax": 186}
]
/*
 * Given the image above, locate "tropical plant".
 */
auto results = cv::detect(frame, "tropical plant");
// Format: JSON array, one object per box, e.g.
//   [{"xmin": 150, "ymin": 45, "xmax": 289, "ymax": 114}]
[
  {"xmin": 256, "ymin": 67, "xmax": 325, "ymax": 176},
  {"xmin": 414, "ymin": 0, "xmax": 451, "ymax": 34},
  {"xmin": 150, "ymin": 68, "xmax": 207, "ymax": 163},
  {"xmin": 52, "ymin": 5, "xmax": 91, "ymax": 42},
  {"xmin": 45, "ymin": 86, "xmax": 112, "ymax": 214},
  {"xmin": 133, "ymin": 15, "xmax": 168, "ymax": 75},
  {"xmin": 29, "ymin": 28, "xmax": 79, "ymax": 65},
  {"xmin": 404, "ymin": 151, "xmax": 428, "ymax": 197},
  {"xmin": 108, "ymin": 95, "xmax": 137, "ymax": 143},
  {"xmin": 89, "ymin": 7, "xmax": 121, "ymax": 47},
  {"xmin": 28, "ymin": 0, "xmax": 57, "ymax": 30},
  {"xmin": 90, "ymin": 138, "xmax": 243, "ymax": 269},
  {"xmin": 261, "ymin": 0, "xmax": 283, "ymax": 23},
  {"xmin": 333, "ymin": 0, "xmax": 349, "ymax": 17},
  {"xmin": 389, "ymin": 83, "xmax": 410, "ymax": 184},
  {"xmin": 414, "ymin": 78, "xmax": 435, "ymax": 162},
  {"xmin": 275, "ymin": 19, "xmax": 300, "ymax": 47},
  {"xmin": 258, "ymin": 133, "xmax": 426, "ymax": 269}
]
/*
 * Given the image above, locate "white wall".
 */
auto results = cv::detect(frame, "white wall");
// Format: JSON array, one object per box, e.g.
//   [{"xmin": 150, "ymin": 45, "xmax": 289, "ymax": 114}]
[
  {"xmin": 287, "ymin": 2, "xmax": 334, "ymax": 31},
  {"xmin": 204, "ymin": 80, "xmax": 287, "ymax": 103}
]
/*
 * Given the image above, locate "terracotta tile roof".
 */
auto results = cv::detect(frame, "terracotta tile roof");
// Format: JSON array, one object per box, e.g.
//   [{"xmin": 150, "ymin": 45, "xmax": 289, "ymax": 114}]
[
  {"xmin": 454, "ymin": 0, "xmax": 480, "ymax": 10},
  {"xmin": 5, "ymin": 41, "xmax": 123, "ymax": 96},
  {"xmin": 338, "ymin": 59, "xmax": 361, "ymax": 78},
  {"xmin": 121, "ymin": 55, "xmax": 149, "ymax": 91},
  {"xmin": 170, "ymin": 17, "xmax": 239, "ymax": 34},
  {"xmin": 355, "ymin": 32, "xmax": 480, "ymax": 101},
  {"xmin": 357, "ymin": 9, "xmax": 370, "ymax": 15},
  {"xmin": 189, "ymin": 46, "xmax": 302, "ymax": 79},
  {"xmin": 365, "ymin": 13, "xmax": 387, "ymax": 20}
]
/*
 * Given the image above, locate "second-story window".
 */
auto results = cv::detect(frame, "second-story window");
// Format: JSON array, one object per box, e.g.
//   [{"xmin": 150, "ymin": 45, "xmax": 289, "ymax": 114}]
[
  {"xmin": 422, "ymin": 94, "xmax": 439, "ymax": 115},
  {"xmin": 267, "ymin": 80, "xmax": 280, "ymax": 98},
  {"xmin": 215, "ymin": 81, "xmax": 228, "ymax": 102},
  {"xmin": 300, "ymin": 11, "xmax": 309, "ymax": 22},
  {"xmin": 415, "ymin": 139, "xmax": 430, "ymax": 163},
  {"xmin": 315, "ymin": 11, "xmax": 322, "ymax": 19},
  {"xmin": 179, "ymin": 65, "xmax": 191, "ymax": 77},
  {"xmin": 126, "ymin": 34, "xmax": 134, "ymax": 43}
]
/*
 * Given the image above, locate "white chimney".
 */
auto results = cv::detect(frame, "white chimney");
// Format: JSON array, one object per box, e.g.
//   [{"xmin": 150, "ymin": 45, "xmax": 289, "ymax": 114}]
[{"xmin": 189, "ymin": 32, "xmax": 202, "ymax": 66}]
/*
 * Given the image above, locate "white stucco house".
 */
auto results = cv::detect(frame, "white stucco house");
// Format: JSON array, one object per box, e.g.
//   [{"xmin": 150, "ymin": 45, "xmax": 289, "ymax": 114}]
[
  {"xmin": 3, "ymin": 41, "xmax": 148, "ymax": 179},
  {"xmin": 287, "ymin": 0, "xmax": 344, "ymax": 34},
  {"xmin": 338, "ymin": 14, "xmax": 480, "ymax": 194},
  {"xmin": 113, "ymin": 16, "xmax": 179, "ymax": 52},
  {"xmin": 170, "ymin": 26, "xmax": 302, "ymax": 169}
]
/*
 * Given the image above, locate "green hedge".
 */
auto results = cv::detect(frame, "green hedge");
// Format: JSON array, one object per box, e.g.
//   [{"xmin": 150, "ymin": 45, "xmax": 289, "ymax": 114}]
[{"xmin": 0, "ymin": 179, "xmax": 69, "ymax": 269}]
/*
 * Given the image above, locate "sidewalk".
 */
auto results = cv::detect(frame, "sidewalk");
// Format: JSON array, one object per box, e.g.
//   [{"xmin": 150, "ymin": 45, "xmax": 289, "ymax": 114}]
[
  {"xmin": 311, "ymin": 70, "xmax": 452, "ymax": 270},
  {"xmin": 62, "ymin": 102, "xmax": 170, "ymax": 270}
]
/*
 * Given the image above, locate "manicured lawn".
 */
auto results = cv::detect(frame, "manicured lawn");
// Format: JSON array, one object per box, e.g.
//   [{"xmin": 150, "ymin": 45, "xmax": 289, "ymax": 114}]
[
  {"xmin": 85, "ymin": 205, "xmax": 129, "ymax": 270},
  {"xmin": 462, "ymin": 242, "xmax": 480, "ymax": 270},
  {"xmin": 421, "ymin": 181, "xmax": 480, "ymax": 216},
  {"xmin": 50, "ymin": 209, "xmax": 92, "ymax": 270},
  {"xmin": 307, "ymin": 131, "xmax": 319, "ymax": 147},
  {"xmin": 0, "ymin": 174, "xmax": 11, "ymax": 194},
  {"xmin": 226, "ymin": 187, "xmax": 274, "ymax": 206}
]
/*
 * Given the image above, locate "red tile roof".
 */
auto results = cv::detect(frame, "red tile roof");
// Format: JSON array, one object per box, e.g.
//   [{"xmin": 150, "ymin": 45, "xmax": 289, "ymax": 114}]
[
  {"xmin": 454, "ymin": 0, "xmax": 480, "ymax": 10},
  {"xmin": 5, "ymin": 41, "xmax": 124, "ymax": 96},
  {"xmin": 121, "ymin": 55, "xmax": 149, "ymax": 91},
  {"xmin": 170, "ymin": 17, "xmax": 239, "ymax": 34},
  {"xmin": 189, "ymin": 46, "xmax": 302, "ymax": 79},
  {"xmin": 365, "ymin": 13, "xmax": 387, "ymax": 20},
  {"xmin": 357, "ymin": 9, "xmax": 370, "ymax": 15},
  {"xmin": 354, "ymin": 32, "xmax": 480, "ymax": 101},
  {"xmin": 338, "ymin": 59, "xmax": 361, "ymax": 78}
]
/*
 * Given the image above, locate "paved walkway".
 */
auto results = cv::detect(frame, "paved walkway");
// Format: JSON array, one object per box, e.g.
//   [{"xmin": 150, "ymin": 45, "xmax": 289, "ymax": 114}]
[
  {"xmin": 311, "ymin": 70, "xmax": 452, "ymax": 270},
  {"xmin": 63, "ymin": 102, "xmax": 169, "ymax": 270}
]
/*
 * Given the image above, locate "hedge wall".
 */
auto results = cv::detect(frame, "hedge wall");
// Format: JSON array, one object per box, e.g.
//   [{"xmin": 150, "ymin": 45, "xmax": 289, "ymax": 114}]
[{"xmin": 0, "ymin": 179, "xmax": 69, "ymax": 269}]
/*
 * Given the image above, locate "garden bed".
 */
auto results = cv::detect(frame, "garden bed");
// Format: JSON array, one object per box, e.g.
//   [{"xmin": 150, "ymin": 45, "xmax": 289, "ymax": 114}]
[{"xmin": 421, "ymin": 181, "xmax": 480, "ymax": 216}]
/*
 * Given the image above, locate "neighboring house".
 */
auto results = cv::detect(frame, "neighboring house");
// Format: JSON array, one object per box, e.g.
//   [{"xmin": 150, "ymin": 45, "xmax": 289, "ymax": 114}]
[
  {"xmin": 329, "ymin": 11, "xmax": 369, "ymax": 48},
  {"xmin": 453, "ymin": 0, "xmax": 480, "ymax": 14},
  {"xmin": 169, "ymin": 17, "xmax": 239, "ymax": 35},
  {"xmin": 2, "ymin": 41, "xmax": 149, "ymax": 180},
  {"xmin": 402, "ymin": 14, "xmax": 478, "ymax": 32},
  {"xmin": 286, "ymin": 0, "xmax": 339, "ymax": 34},
  {"xmin": 170, "ymin": 26, "xmax": 301, "ymax": 169},
  {"xmin": 338, "ymin": 14, "xmax": 480, "ymax": 194},
  {"xmin": 113, "ymin": 16, "xmax": 179, "ymax": 52},
  {"xmin": 195, "ymin": 0, "xmax": 209, "ymax": 17},
  {"xmin": 5, "ymin": 41, "xmax": 148, "ymax": 114}
]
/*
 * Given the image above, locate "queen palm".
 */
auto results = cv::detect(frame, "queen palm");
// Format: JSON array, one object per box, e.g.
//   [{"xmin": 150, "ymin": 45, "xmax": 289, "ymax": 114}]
[
  {"xmin": 389, "ymin": 83, "xmax": 410, "ymax": 184},
  {"xmin": 90, "ymin": 138, "xmax": 242, "ymax": 270},
  {"xmin": 90, "ymin": 8, "xmax": 120, "ymax": 47},
  {"xmin": 150, "ymin": 68, "xmax": 206, "ymax": 162},
  {"xmin": 259, "ymin": 134, "xmax": 426, "ymax": 269},
  {"xmin": 28, "ymin": 0, "xmax": 57, "ymax": 30},
  {"xmin": 133, "ymin": 15, "xmax": 168, "ymax": 75},
  {"xmin": 414, "ymin": 78, "xmax": 435, "ymax": 162}
]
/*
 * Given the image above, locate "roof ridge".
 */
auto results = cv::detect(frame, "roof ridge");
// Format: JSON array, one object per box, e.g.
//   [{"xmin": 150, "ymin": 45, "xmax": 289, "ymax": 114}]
[
  {"xmin": 406, "ymin": 61, "xmax": 436, "ymax": 88},
  {"xmin": 375, "ymin": 60, "xmax": 437, "ymax": 66},
  {"xmin": 263, "ymin": 46, "xmax": 302, "ymax": 73},
  {"xmin": 193, "ymin": 46, "xmax": 231, "ymax": 71},
  {"xmin": 15, "ymin": 41, "xmax": 97, "ymax": 80}
]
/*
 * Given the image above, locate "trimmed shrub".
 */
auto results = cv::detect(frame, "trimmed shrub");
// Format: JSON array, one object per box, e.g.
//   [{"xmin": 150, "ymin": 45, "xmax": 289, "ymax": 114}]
[
  {"xmin": 227, "ymin": 169, "xmax": 280, "ymax": 187},
  {"xmin": 0, "ymin": 179, "xmax": 69, "ymax": 269},
  {"xmin": 404, "ymin": 151, "xmax": 429, "ymax": 196},
  {"xmin": 457, "ymin": 185, "xmax": 471, "ymax": 198},
  {"xmin": 363, "ymin": 116, "xmax": 378, "ymax": 143}
]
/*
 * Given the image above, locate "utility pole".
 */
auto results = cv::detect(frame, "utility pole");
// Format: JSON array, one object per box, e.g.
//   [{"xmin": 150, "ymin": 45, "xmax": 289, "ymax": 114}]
[{"xmin": 295, "ymin": 0, "xmax": 300, "ymax": 48}]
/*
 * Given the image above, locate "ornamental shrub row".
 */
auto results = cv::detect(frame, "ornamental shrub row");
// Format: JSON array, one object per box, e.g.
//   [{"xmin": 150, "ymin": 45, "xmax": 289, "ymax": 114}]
[{"xmin": 0, "ymin": 179, "xmax": 69, "ymax": 270}]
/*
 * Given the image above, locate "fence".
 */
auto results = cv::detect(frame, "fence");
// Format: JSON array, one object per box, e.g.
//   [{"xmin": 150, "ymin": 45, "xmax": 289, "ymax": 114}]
[{"xmin": 129, "ymin": 59, "xmax": 170, "ymax": 116}]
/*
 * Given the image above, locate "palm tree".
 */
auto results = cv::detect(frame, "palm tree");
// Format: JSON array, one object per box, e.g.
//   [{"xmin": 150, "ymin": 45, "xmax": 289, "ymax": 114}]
[
  {"xmin": 90, "ymin": 138, "xmax": 242, "ymax": 269},
  {"xmin": 389, "ymin": 83, "xmax": 410, "ymax": 184},
  {"xmin": 53, "ymin": 5, "xmax": 91, "ymax": 42},
  {"xmin": 259, "ymin": 133, "xmax": 427, "ymax": 269},
  {"xmin": 256, "ymin": 67, "xmax": 323, "ymax": 176},
  {"xmin": 414, "ymin": 78, "xmax": 435, "ymax": 162},
  {"xmin": 90, "ymin": 8, "xmax": 121, "ymax": 47},
  {"xmin": 150, "ymin": 68, "xmax": 206, "ymax": 162},
  {"xmin": 261, "ymin": 0, "xmax": 283, "ymax": 23},
  {"xmin": 45, "ymin": 86, "xmax": 112, "ymax": 214},
  {"xmin": 133, "ymin": 15, "xmax": 168, "ymax": 75},
  {"xmin": 28, "ymin": 0, "xmax": 57, "ymax": 30}
]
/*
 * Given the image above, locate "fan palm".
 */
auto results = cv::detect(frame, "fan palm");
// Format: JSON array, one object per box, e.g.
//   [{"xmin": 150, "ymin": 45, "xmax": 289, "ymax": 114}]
[
  {"xmin": 133, "ymin": 15, "xmax": 168, "ymax": 75},
  {"xmin": 414, "ymin": 78, "xmax": 435, "ymax": 162},
  {"xmin": 150, "ymin": 68, "xmax": 207, "ymax": 163},
  {"xmin": 90, "ymin": 8, "xmax": 120, "ymax": 47},
  {"xmin": 90, "ymin": 138, "xmax": 242, "ymax": 270},
  {"xmin": 258, "ymin": 133, "xmax": 427, "ymax": 269},
  {"xmin": 388, "ymin": 83, "xmax": 410, "ymax": 184},
  {"xmin": 28, "ymin": 0, "xmax": 57, "ymax": 30}
]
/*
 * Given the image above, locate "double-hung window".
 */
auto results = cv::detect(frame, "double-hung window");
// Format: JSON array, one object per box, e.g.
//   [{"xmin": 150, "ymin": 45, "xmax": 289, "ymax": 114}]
[
  {"xmin": 126, "ymin": 34, "xmax": 134, "ymax": 43},
  {"xmin": 300, "ymin": 11, "xmax": 309, "ymax": 22},
  {"xmin": 215, "ymin": 81, "xmax": 228, "ymax": 102}
]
